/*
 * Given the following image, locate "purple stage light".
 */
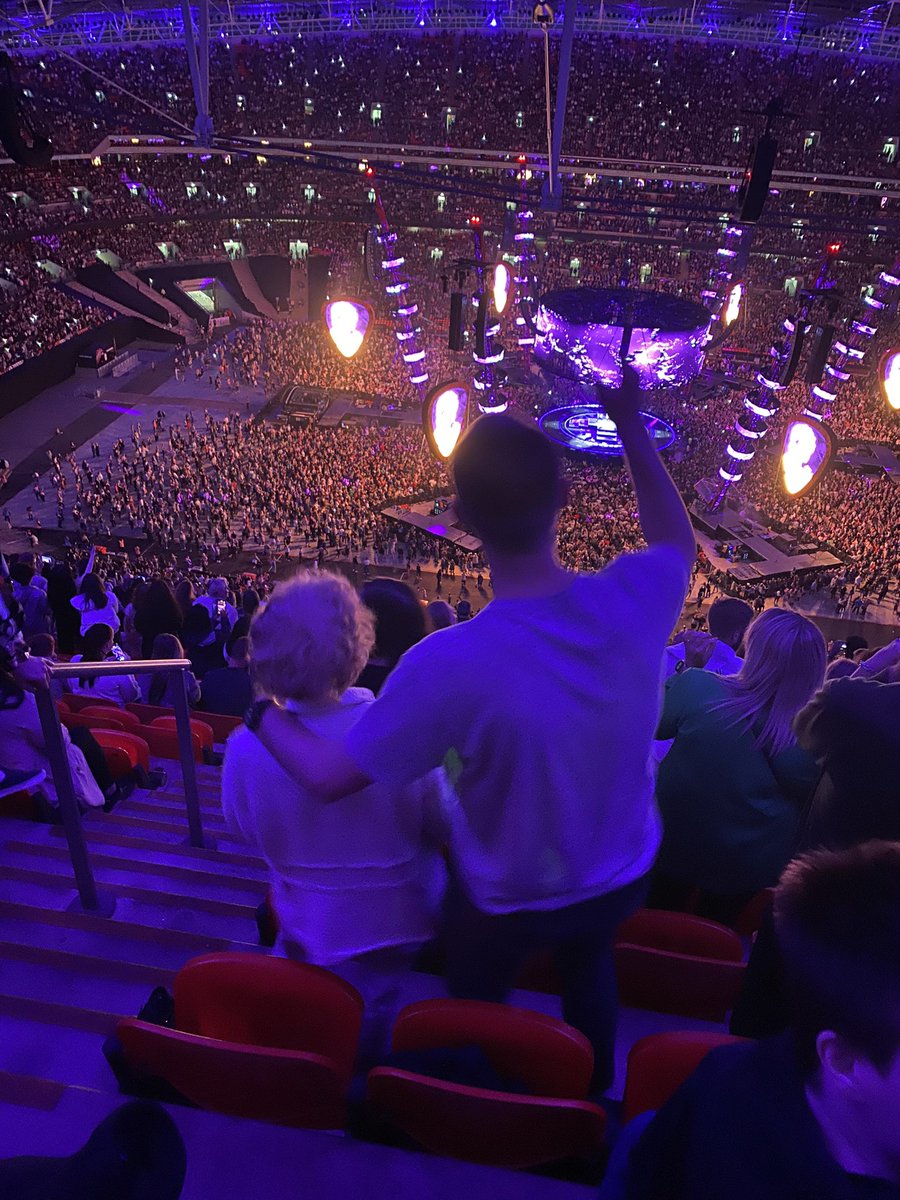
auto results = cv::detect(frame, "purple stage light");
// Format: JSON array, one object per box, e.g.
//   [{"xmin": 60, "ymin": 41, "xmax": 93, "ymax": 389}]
[
  {"xmin": 534, "ymin": 288, "xmax": 710, "ymax": 391},
  {"xmin": 780, "ymin": 418, "xmax": 836, "ymax": 498},
  {"xmin": 880, "ymin": 348, "xmax": 900, "ymax": 411},
  {"xmin": 423, "ymin": 381, "xmax": 467, "ymax": 460},
  {"xmin": 323, "ymin": 298, "xmax": 373, "ymax": 359}
]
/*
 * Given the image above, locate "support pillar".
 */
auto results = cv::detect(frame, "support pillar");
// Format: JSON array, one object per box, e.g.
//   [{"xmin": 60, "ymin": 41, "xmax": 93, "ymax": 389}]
[{"xmin": 542, "ymin": 0, "xmax": 577, "ymax": 211}]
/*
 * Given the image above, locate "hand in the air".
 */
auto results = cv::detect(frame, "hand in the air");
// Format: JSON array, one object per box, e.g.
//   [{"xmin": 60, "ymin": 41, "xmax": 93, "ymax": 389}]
[
  {"xmin": 679, "ymin": 630, "xmax": 718, "ymax": 670},
  {"xmin": 595, "ymin": 364, "xmax": 642, "ymax": 427}
]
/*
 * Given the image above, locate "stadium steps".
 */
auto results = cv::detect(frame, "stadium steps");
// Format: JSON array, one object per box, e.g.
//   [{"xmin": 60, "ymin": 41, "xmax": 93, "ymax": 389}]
[
  {"xmin": 118, "ymin": 269, "xmax": 199, "ymax": 337},
  {"xmin": 229, "ymin": 256, "xmax": 282, "ymax": 320},
  {"xmin": 65, "ymin": 279, "xmax": 183, "ymax": 340}
]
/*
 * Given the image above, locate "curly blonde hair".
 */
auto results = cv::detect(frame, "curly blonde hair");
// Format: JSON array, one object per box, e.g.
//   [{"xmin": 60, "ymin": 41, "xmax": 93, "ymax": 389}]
[{"xmin": 249, "ymin": 572, "xmax": 375, "ymax": 702}]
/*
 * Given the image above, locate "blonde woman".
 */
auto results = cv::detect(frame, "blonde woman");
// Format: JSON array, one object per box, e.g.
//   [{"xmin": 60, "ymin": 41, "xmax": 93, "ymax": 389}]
[
  {"xmin": 222, "ymin": 571, "xmax": 450, "ymax": 1052},
  {"xmin": 652, "ymin": 609, "xmax": 827, "ymax": 923}
]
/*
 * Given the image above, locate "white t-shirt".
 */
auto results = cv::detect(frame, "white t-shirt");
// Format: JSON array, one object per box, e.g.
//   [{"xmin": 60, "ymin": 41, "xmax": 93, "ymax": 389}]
[
  {"xmin": 66, "ymin": 655, "xmax": 139, "ymax": 706},
  {"xmin": 347, "ymin": 544, "xmax": 691, "ymax": 914},
  {"xmin": 223, "ymin": 688, "xmax": 451, "ymax": 965},
  {"xmin": 196, "ymin": 595, "xmax": 239, "ymax": 631},
  {"xmin": 71, "ymin": 593, "xmax": 120, "ymax": 636}
]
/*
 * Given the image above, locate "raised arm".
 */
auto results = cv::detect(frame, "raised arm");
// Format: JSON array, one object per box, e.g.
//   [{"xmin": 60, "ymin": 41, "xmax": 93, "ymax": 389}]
[
  {"xmin": 75, "ymin": 546, "xmax": 96, "ymax": 588},
  {"xmin": 597, "ymin": 367, "xmax": 697, "ymax": 568}
]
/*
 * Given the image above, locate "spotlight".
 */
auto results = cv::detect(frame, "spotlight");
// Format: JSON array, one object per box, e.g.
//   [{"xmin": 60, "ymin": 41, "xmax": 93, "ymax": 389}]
[
  {"xmin": 879, "ymin": 349, "xmax": 900, "ymax": 411},
  {"xmin": 492, "ymin": 262, "xmax": 514, "ymax": 316},
  {"xmin": 423, "ymin": 381, "xmax": 467, "ymax": 460},
  {"xmin": 780, "ymin": 418, "xmax": 836, "ymax": 498},
  {"xmin": 323, "ymin": 299, "xmax": 373, "ymax": 359}
]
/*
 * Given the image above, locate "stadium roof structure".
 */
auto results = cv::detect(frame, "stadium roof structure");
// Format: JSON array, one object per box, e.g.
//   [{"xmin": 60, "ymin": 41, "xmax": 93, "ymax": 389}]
[{"xmin": 0, "ymin": 0, "xmax": 897, "ymax": 57}]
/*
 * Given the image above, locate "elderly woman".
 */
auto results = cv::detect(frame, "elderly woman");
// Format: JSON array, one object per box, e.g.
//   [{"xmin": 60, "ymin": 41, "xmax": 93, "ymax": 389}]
[{"xmin": 222, "ymin": 571, "xmax": 450, "ymax": 1052}]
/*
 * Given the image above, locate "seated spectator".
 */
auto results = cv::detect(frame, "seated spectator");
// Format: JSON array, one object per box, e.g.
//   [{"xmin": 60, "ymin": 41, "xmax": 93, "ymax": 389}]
[
  {"xmin": 355, "ymin": 577, "xmax": 427, "ymax": 696},
  {"xmin": 199, "ymin": 636, "xmax": 252, "ymax": 717},
  {"xmin": 173, "ymin": 578, "xmax": 196, "ymax": 621},
  {"xmin": 663, "ymin": 597, "xmax": 753, "ymax": 678},
  {"xmin": 652, "ymin": 609, "xmax": 826, "ymax": 923},
  {"xmin": 66, "ymin": 624, "xmax": 139, "ymax": 707},
  {"xmin": 223, "ymin": 573, "xmax": 449, "ymax": 1052},
  {"xmin": 615, "ymin": 840, "xmax": 900, "ymax": 1199},
  {"xmin": 0, "ymin": 658, "xmax": 104, "ymax": 813},
  {"xmin": 141, "ymin": 633, "xmax": 201, "ymax": 708},
  {"xmin": 71, "ymin": 572, "xmax": 120, "ymax": 638},
  {"xmin": 27, "ymin": 632, "xmax": 64, "ymax": 700},
  {"xmin": 195, "ymin": 577, "xmax": 238, "ymax": 633}
]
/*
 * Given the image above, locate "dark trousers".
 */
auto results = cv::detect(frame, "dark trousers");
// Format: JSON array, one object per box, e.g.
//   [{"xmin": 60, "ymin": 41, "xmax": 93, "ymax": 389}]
[{"xmin": 443, "ymin": 874, "xmax": 648, "ymax": 1092}]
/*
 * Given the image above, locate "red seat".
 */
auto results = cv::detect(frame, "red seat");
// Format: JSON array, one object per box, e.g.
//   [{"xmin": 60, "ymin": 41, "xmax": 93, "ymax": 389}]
[
  {"xmin": 80, "ymin": 705, "xmax": 142, "ymax": 732},
  {"xmin": 126, "ymin": 701, "xmax": 175, "ymax": 725},
  {"xmin": 366, "ymin": 1070, "xmax": 606, "ymax": 1169},
  {"xmin": 91, "ymin": 729, "xmax": 151, "ymax": 775},
  {"xmin": 65, "ymin": 692, "xmax": 114, "ymax": 713},
  {"xmin": 117, "ymin": 1021, "xmax": 348, "ymax": 1129},
  {"xmin": 140, "ymin": 724, "xmax": 203, "ymax": 762},
  {"xmin": 622, "ymin": 1031, "xmax": 744, "ymax": 1122},
  {"xmin": 366, "ymin": 998, "xmax": 606, "ymax": 1169},
  {"xmin": 55, "ymin": 695, "xmax": 71, "ymax": 711},
  {"xmin": 173, "ymin": 953, "xmax": 363, "ymax": 1087},
  {"xmin": 733, "ymin": 888, "xmax": 775, "ymax": 938},
  {"xmin": 616, "ymin": 910, "xmax": 744, "ymax": 961},
  {"xmin": 614, "ymin": 945, "xmax": 745, "ymax": 1021},
  {"xmin": 392, "ymin": 999, "xmax": 594, "ymax": 1098},
  {"xmin": 60, "ymin": 709, "xmax": 129, "ymax": 733},
  {"xmin": 196, "ymin": 711, "xmax": 244, "ymax": 743},
  {"xmin": 150, "ymin": 715, "xmax": 214, "ymax": 754}
]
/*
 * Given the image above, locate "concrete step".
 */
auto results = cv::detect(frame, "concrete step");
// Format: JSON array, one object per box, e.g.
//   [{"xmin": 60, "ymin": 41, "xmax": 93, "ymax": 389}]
[
  {"xmin": 0, "ymin": 899, "xmax": 255, "ymax": 968},
  {"xmin": 0, "ymin": 1003, "xmax": 116, "ymax": 1091},
  {"xmin": 1, "ymin": 843, "xmax": 267, "ymax": 907},
  {"xmin": 0, "ymin": 866, "xmax": 259, "ymax": 942},
  {"xmin": 0, "ymin": 940, "xmax": 173, "ymax": 1015},
  {"xmin": 46, "ymin": 824, "xmax": 267, "ymax": 876}
]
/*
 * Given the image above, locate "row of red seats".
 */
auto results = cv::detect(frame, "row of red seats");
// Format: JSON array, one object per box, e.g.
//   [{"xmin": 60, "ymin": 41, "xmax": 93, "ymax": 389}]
[{"xmin": 115, "ymin": 951, "xmax": 740, "ymax": 1170}]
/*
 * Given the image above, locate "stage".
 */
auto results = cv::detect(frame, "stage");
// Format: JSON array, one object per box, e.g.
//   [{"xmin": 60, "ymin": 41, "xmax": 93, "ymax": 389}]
[
  {"xmin": 382, "ymin": 498, "xmax": 482, "ymax": 551},
  {"xmin": 690, "ymin": 501, "xmax": 843, "ymax": 583}
]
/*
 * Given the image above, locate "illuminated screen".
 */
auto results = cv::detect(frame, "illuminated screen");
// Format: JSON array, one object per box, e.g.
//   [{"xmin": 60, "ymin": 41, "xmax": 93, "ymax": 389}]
[
  {"xmin": 540, "ymin": 404, "xmax": 676, "ymax": 456},
  {"xmin": 780, "ymin": 418, "xmax": 835, "ymax": 497},
  {"xmin": 423, "ymin": 381, "xmax": 467, "ymax": 460},
  {"xmin": 880, "ymin": 349, "xmax": 900, "ymax": 411},
  {"xmin": 534, "ymin": 287, "xmax": 710, "ymax": 391},
  {"xmin": 723, "ymin": 283, "xmax": 743, "ymax": 327},
  {"xmin": 324, "ymin": 299, "xmax": 373, "ymax": 359},
  {"xmin": 493, "ymin": 262, "xmax": 513, "ymax": 315}
]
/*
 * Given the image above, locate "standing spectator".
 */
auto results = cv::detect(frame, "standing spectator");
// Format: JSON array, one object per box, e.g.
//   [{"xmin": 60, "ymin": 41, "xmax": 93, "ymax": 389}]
[
  {"xmin": 356, "ymin": 578, "xmax": 427, "ymax": 696},
  {"xmin": 199, "ymin": 636, "xmax": 252, "ymax": 717},
  {"xmin": 134, "ymin": 580, "xmax": 183, "ymax": 659},
  {"xmin": 195, "ymin": 578, "xmax": 238, "ymax": 633},
  {"xmin": 652, "ymin": 609, "xmax": 826, "ymax": 922},
  {"xmin": 66, "ymin": 624, "xmax": 139, "ymax": 707},
  {"xmin": 71, "ymin": 573, "xmax": 120, "ymax": 638},
  {"xmin": 663, "ymin": 597, "xmax": 753, "ymax": 679},
  {"xmin": 253, "ymin": 368, "xmax": 695, "ymax": 1090}
]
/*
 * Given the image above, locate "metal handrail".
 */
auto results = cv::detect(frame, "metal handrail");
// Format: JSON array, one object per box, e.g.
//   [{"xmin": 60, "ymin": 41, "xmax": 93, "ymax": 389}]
[{"xmin": 35, "ymin": 659, "xmax": 210, "ymax": 916}]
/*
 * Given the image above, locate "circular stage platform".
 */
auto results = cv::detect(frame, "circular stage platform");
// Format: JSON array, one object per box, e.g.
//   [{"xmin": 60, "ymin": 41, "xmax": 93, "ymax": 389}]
[{"xmin": 539, "ymin": 404, "xmax": 677, "ymax": 456}]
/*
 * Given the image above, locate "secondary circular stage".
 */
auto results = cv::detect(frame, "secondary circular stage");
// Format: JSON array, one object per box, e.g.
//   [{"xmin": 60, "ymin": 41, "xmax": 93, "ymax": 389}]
[
  {"xmin": 534, "ymin": 287, "xmax": 711, "ymax": 390},
  {"xmin": 539, "ymin": 404, "xmax": 677, "ymax": 456}
]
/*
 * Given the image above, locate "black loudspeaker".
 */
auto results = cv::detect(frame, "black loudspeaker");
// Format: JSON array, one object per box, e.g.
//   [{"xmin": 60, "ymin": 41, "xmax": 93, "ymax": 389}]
[
  {"xmin": 363, "ymin": 229, "xmax": 380, "ymax": 286},
  {"xmin": 474, "ymin": 294, "xmax": 488, "ymax": 358},
  {"xmin": 307, "ymin": 253, "xmax": 331, "ymax": 315},
  {"xmin": 805, "ymin": 323, "xmax": 836, "ymax": 385},
  {"xmin": 449, "ymin": 291, "xmax": 466, "ymax": 351},
  {"xmin": 776, "ymin": 318, "xmax": 807, "ymax": 387},
  {"xmin": 0, "ymin": 54, "xmax": 52, "ymax": 169},
  {"xmin": 738, "ymin": 133, "xmax": 778, "ymax": 224}
]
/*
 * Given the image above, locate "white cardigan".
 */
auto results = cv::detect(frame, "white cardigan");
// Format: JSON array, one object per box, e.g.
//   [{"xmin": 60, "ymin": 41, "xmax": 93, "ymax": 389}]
[{"xmin": 222, "ymin": 688, "xmax": 452, "ymax": 965}]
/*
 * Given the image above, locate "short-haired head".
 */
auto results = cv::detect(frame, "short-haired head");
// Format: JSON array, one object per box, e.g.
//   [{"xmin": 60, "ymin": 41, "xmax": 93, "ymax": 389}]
[
  {"xmin": 452, "ymin": 414, "xmax": 565, "ymax": 555},
  {"xmin": 774, "ymin": 840, "xmax": 900, "ymax": 1078},
  {"xmin": 228, "ymin": 636, "xmax": 250, "ymax": 668},
  {"xmin": 707, "ymin": 597, "xmax": 753, "ymax": 650},
  {"xmin": 250, "ymin": 572, "xmax": 374, "ymax": 703}
]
